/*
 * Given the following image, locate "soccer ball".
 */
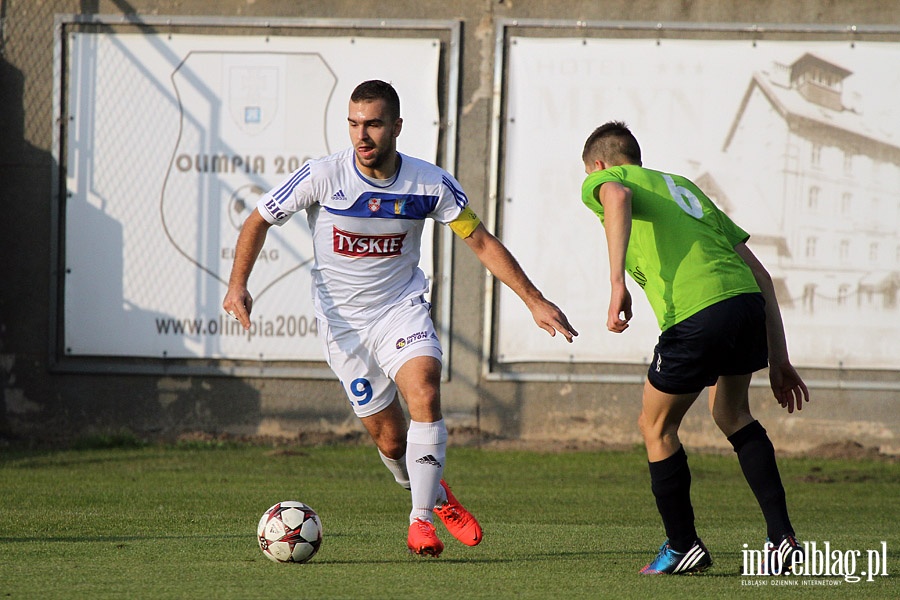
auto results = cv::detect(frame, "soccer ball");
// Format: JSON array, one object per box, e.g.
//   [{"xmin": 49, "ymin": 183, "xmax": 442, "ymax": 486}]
[{"xmin": 257, "ymin": 501, "xmax": 323, "ymax": 563}]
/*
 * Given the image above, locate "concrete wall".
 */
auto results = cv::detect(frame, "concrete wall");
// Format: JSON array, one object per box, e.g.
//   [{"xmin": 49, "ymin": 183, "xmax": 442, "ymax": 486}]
[{"xmin": 2, "ymin": 0, "xmax": 899, "ymax": 453}]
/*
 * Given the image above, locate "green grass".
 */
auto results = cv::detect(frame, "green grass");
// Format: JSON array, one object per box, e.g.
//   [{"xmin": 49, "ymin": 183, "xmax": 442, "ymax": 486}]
[{"xmin": 0, "ymin": 443, "xmax": 897, "ymax": 599}]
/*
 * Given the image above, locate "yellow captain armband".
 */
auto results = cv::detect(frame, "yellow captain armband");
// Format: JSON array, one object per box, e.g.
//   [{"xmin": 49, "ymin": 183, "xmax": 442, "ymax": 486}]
[{"xmin": 448, "ymin": 206, "xmax": 482, "ymax": 239}]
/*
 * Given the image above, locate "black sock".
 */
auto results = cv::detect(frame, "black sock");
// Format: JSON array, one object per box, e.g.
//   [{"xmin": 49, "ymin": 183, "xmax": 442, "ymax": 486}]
[
  {"xmin": 728, "ymin": 420, "xmax": 794, "ymax": 540},
  {"xmin": 648, "ymin": 445, "xmax": 696, "ymax": 552}
]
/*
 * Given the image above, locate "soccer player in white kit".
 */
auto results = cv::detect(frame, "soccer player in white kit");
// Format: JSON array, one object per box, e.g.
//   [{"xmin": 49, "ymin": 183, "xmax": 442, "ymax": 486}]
[{"xmin": 224, "ymin": 80, "xmax": 578, "ymax": 557}]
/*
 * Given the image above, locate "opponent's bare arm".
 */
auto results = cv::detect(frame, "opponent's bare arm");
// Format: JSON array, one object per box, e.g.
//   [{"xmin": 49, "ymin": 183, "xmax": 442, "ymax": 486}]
[
  {"xmin": 223, "ymin": 210, "xmax": 272, "ymax": 330},
  {"xmin": 598, "ymin": 181, "xmax": 633, "ymax": 333},
  {"xmin": 462, "ymin": 223, "xmax": 577, "ymax": 342},
  {"xmin": 734, "ymin": 242, "xmax": 810, "ymax": 413}
]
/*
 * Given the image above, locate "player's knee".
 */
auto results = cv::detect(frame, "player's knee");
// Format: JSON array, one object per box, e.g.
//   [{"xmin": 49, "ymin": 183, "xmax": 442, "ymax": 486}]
[
  {"xmin": 711, "ymin": 405, "xmax": 752, "ymax": 436},
  {"xmin": 379, "ymin": 438, "xmax": 406, "ymax": 460},
  {"xmin": 639, "ymin": 409, "xmax": 681, "ymax": 444},
  {"xmin": 403, "ymin": 389, "xmax": 442, "ymax": 422},
  {"xmin": 637, "ymin": 411, "xmax": 658, "ymax": 441}
]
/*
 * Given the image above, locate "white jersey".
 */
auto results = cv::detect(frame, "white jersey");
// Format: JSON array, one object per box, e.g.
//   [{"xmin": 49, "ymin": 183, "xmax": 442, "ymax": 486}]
[{"xmin": 257, "ymin": 147, "xmax": 469, "ymax": 327}]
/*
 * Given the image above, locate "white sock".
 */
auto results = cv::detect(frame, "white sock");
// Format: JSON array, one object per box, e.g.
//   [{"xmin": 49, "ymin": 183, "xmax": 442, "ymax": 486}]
[
  {"xmin": 406, "ymin": 419, "xmax": 447, "ymax": 523},
  {"xmin": 434, "ymin": 481, "xmax": 448, "ymax": 508},
  {"xmin": 378, "ymin": 450, "xmax": 411, "ymax": 490}
]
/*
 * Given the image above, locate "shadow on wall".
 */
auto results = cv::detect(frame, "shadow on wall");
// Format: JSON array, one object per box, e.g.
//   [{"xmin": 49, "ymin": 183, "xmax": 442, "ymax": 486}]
[
  {"xmin": 0, "ymin": 45, "xmax": 270, "ymax": 446},
  {"xmin": 0, "ymin": 53, "xmax": 47, "ymax": 441}
]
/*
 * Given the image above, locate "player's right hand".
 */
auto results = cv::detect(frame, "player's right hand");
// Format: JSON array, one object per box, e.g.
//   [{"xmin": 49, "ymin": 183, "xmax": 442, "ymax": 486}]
[
  {"xmin": 223, "ymin": 287, "xmax": 253, "ymax": 330},
  {"xmin": 769, "ymin": 362, "xmax": 809, "ymax": 414}
]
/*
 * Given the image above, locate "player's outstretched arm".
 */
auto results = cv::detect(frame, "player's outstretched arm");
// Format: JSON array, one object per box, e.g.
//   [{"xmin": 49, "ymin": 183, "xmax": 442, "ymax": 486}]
[
  {"xmin": 462, "ymin": 224, "xmax": 578, "ymax": 342},
  {"xmin": 223, "ymin": 210, "xmax": 272, "ymax": 331},
  {"xmin": 734, "ymin": 242, "xmax": 810, "ymax": 413}
]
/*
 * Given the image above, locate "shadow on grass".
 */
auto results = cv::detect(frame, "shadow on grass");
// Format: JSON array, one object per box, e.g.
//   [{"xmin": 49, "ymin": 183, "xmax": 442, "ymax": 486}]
[
  {"xmin": 0, "ymin": 533, "xmax": 753, "ymax": 579},
  {"xmin": 0, "ymin": 533, "xmax": 251, "ymax": 544},
  {"xmin": 0, "ymin": 530, "xmax": 365, "ymax": 546},
  {"xmin": 315, "ymin": 550, "xmax": 739, "ymax": 578}
]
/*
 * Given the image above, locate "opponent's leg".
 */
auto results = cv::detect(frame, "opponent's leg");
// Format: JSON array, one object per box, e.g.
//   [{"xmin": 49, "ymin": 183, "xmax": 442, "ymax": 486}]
[
  {"xmin": 639, "ymin": 380, "xmax": 699, "ymax": 462},
  {"xmin": 639, "ymin": 382, "xmax": 711, "ymax": 574},
  {"xmin": 639, "ymin": 382, "xmax": 701, "ymax": 551},
  {"xmin": 708, "ymin": 373, "xmax": 755, "ymax": 437},
  {"xmin": 711, "ymin": 376, "xmax": 797, "ymax": 561}
]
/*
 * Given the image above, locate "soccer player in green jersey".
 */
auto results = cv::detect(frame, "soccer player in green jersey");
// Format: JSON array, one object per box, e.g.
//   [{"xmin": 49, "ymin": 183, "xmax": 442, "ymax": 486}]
[{"xmin": 581, "ymin": 121, "xmax": 810, "ymax": 575}]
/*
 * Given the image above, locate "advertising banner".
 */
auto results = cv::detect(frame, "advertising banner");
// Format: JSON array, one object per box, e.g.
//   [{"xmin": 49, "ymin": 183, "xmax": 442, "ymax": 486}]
[
  {"xmin": 498, "ymin": 36, "xmax": 900, "ymax": 369},
  {"xmin": 64, "ymin": 33, "xmax": 441, "ymax": 360}
]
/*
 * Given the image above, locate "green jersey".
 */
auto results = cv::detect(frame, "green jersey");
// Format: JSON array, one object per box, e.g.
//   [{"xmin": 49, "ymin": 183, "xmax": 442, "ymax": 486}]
[{"xmin": 581, "ymin": 165, "xmax": 760, "ymax": 331}]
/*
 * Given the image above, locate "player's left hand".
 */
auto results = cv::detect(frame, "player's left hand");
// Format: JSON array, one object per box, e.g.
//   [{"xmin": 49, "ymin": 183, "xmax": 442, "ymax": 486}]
[
  {"xmin": 769, "ymin": 362, "xmax": 809, "ymax": 413},
  {"xmin": 531, "ymin": 299, "xmax": 578, "ymax": 343},
  {"xmin": 607, "ymin": 284, "xmax": 632, "ymax": 333}
]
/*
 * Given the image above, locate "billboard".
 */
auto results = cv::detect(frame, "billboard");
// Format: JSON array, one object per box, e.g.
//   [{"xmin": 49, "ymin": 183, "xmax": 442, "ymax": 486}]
[
  {"xmin": 496, "ymin": 35, "xmax": 900, "ymax": 369},
  {"xmin": 63, "ymin": 31, "xmax": 443, "ymax": 361}
]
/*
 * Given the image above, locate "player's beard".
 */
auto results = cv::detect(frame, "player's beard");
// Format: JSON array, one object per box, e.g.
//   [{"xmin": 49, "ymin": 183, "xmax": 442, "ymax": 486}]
[{"xmin": 354, "ymin": 142, "xmax": 396, "ymax": 176}]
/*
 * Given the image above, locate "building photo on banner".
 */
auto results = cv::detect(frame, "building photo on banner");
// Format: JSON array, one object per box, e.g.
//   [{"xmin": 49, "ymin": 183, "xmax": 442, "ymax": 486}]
[
  {"xmin": 498, "ymin": 35, "xmax": 900, "ymax": 370},
  {"xmin": 61, "ymin": 29, "xmax": 442, "ymax": 361}
]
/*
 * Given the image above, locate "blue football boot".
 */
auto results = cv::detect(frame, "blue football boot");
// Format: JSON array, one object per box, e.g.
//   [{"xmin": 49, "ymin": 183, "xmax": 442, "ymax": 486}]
[{"xmin": 640, "ymin": 539, "xmax": 713, "ymax": 575}]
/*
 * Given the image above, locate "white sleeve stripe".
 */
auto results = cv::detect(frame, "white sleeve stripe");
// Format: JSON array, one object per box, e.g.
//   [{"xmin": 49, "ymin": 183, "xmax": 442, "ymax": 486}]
[{"xmin": 273, "ymin": 164, "xmax": 311, "ymax": 203}]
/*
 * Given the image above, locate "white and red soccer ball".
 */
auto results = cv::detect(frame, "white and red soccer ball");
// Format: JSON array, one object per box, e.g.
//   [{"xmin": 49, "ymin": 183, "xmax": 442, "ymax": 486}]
[{"xmin": 257, "ymin": 501, "xmax": 323, "ymax": 563}]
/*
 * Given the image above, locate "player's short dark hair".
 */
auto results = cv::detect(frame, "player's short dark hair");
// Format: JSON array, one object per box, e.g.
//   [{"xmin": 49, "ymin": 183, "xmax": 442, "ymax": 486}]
[
  {"xmin": 582, "ymin": 121, "xmax": 642, "ymax": 167},
  {"xmin": 350, "ymin": 80, "xmax": 401, "ymax": 121}
]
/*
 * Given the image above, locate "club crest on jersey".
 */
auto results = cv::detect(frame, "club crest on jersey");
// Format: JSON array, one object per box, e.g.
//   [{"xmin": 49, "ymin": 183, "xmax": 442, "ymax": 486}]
[
  {"xmin": 367, "ymin": 198, "xmax": 381, "ymax": 212},
  {"xmin": 333, "ymin": 226, "xmax": 406, "ymax": 257}
]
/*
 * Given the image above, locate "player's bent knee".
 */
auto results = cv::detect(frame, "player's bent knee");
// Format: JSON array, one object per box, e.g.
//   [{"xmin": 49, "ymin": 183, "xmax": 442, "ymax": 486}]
[
  {"xmin": 637, "ymin": 411, "xmax": 661, "ymax": 441},
  {"xmin": 374, "ymin": 435, "xmax": 406, "ymax": 459},
  {"xmin": 713, "ymin": 412, "xmax": 754, "ymax": 437}
]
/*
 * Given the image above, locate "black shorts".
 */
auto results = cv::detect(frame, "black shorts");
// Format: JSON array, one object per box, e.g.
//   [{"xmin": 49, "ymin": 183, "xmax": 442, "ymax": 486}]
[{"xmin": 647, "ymin": 293, "xmax": 768, "ymax": 395}]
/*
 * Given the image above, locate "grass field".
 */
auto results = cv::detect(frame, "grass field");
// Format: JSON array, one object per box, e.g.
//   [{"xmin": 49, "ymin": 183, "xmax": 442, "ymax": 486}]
[{"xmin": 1, "ymin": 440, "xmax": 897, "ymax": 599}]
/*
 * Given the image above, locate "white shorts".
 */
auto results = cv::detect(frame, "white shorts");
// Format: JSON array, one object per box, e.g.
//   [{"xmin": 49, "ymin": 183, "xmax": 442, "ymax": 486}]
[{"xmin": 320, "ymin": 297, "xmax": 443, "ymax": 418}]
